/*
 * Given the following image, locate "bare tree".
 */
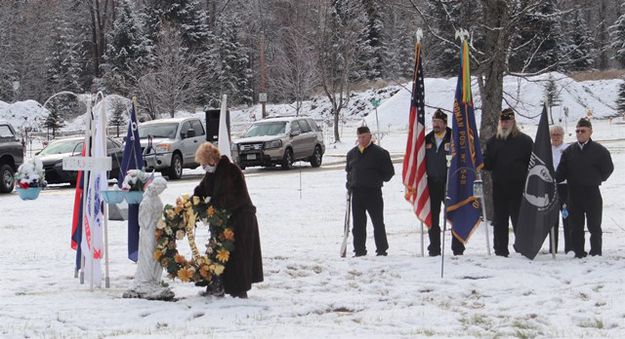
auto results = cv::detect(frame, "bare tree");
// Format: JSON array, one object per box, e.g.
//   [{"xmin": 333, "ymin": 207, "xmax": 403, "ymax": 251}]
[
  {"xmin": 132, "ymin": 26, "xmax": 206, "ymax": 118},
  {"xmin": 87, "ymin": 0, "xmax": 116, "ymax": 78},
  {"xmin": 270, "ymin": 28, "xmax": 319, "ymax": 115},
  {"xmin": 313, "ymin": 0, "xmax": 367, "ymax": 143}
]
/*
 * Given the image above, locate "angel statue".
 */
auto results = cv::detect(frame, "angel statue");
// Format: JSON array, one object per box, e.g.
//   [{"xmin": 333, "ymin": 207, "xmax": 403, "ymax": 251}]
[{"xmin": 123, "ymin": 177, "xmax": 174, "ymax": 300}]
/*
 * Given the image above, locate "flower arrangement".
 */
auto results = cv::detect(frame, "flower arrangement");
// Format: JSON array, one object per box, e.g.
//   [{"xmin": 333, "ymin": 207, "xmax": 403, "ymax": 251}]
[
  {"xmin": 121, "ymin": 169, "xmax": 151, "ymax": 191},
  {"xmin": 16, "ymin": 158, "xmax": 47, "ymax": 189},
  {"xmin": 154, "ymin": 194, "xmax": 234, "ymax": 287}
]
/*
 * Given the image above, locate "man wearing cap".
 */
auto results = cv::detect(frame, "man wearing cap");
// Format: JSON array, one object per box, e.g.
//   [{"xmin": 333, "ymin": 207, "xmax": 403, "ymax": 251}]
[
  {"xmin": 483, "ymin": 108, "xmax": 533, "ymax": 257},
  {"xmin": 555, "ymin": 118, "xmax": 613, "ymax": 258},
  {"xmin": 425, "ymin": 109, "xmax": 465, "ymax": 256},
  {"xmin": 346, "ymin": 126, "xmax": 395, "ymax": 257}
]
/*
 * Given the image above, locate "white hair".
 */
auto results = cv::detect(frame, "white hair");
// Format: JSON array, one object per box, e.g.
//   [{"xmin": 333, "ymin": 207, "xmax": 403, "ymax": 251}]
[{"xmin": 550, "ymin": 125, "xmax": 564, "ymax": 135}]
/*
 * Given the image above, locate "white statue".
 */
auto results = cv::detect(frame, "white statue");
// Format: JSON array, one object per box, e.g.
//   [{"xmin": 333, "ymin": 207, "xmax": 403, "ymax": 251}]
[{"xmin": 123, "ymin": 177, "xmax": 174, "ymax": 300}]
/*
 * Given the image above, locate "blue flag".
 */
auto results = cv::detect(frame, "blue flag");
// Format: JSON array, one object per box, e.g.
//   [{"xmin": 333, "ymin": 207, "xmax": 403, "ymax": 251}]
[
  {"xmin": 118, "ymin": 101, "xmax": 143, "ymax": 262},
  {"xmin": 447, "ymin": 40, "xmax": 484, "ymax": 244}
]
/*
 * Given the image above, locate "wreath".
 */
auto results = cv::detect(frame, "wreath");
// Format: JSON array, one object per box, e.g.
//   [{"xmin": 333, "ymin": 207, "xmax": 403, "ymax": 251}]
[{"xmin": 154, "ymin": 194, "xmax": 235, "ymax": 286}]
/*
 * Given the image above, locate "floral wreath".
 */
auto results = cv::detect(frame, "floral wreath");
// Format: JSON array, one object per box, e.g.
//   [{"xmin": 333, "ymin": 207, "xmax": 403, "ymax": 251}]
[{"xmin": 154, "ymin": 194, "xmax": 235, "ymax": 286}]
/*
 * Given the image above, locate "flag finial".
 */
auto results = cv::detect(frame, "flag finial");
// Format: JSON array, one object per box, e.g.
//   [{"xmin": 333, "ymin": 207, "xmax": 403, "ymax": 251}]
[
  {"xmin": 415, "ymin": 29, "xmax": 423, "ymax": 44},
  {"xmin": 455, "ymin": 29, "xmax": 470, "ymax": 42}
]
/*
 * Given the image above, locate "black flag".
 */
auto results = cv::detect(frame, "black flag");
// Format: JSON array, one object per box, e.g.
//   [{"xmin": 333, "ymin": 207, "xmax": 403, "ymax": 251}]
[{"xmin": 514, "ymin": 104, "xmax": 560, "ymax": 259}]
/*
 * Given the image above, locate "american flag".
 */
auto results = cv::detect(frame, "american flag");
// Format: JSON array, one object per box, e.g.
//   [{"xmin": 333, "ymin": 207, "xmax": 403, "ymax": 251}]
[{"xmin": 402, "ymin": 43, "xmax": 431, "ymax": 227}]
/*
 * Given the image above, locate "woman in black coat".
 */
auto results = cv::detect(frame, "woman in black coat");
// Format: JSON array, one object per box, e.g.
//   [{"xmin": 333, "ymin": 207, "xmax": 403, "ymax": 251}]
[{"xmin": 194, "ymin": 143, "xmax": 263, "ymax": 298}]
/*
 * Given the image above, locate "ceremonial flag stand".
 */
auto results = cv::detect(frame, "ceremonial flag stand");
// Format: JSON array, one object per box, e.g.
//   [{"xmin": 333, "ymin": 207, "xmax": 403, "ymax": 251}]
[{"xmin": 63, "ymin": 92, "xmax": 113, "ymax": 290}]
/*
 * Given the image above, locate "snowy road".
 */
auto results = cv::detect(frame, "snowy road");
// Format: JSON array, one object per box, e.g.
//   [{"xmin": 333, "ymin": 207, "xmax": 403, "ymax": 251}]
[{"xmin": 1, "ymin": 126, "xmax": 625, "ymax": 338}]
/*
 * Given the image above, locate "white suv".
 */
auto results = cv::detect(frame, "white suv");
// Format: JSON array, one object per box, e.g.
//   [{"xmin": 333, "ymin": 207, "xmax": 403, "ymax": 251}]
[{"xmin": 233, "ymin": 117, "xmax": 325, "ymax": 170}]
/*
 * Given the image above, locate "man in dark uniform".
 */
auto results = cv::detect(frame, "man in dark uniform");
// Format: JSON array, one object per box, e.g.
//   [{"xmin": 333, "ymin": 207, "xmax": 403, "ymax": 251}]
[
  {"xmin": 556, "ymin": 118, "xmax": 613, "ymax": 258},
  {"xmin": 346, "ymin": 126, "xmax": 395, "ymax": 257},
  {"xmin": 483, "ymin": 108, "xmax": 533, "ymax": 257},
  {"xmin": 425, "ymin": 109, "xmax": 465, "ymax": 256}
]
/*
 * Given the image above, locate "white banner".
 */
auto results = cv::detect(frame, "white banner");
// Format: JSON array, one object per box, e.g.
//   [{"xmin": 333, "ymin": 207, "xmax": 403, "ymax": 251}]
[{"xmin": 82, "ymin": 104, "xmax": 108, "ymax": 286}]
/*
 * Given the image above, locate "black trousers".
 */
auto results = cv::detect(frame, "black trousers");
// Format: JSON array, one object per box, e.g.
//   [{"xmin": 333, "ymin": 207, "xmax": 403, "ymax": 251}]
[
  {"xmin": 492, "ymin": 182, "xmax": 523, "ymax": 256},
  {"xmin": 427, "ymin": 180, "xmax": 465, "ymax": 255},
  {"xmin": 549, "ymin": 184, "xmax": 572, "ymax": 253},
  {"xmin": 568, "ymin": 186, "xmax": 603, "ymax": 256},
  {"xmin": 352, "ymin": 187, "xmax": 389, "ymax": 255}
]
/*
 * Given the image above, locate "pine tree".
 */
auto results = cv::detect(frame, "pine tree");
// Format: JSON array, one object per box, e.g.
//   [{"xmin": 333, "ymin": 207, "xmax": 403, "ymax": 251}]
[
  {"xmin": 564, "ymin": 10, "xmax": 595, "ymax": 71},
  {"xmin": 543, "ymin": 74, "xmax": 561, "ymax": 124},
  {"xmin": 610, "ymin": 5, "xmax": 625, "ymax": 67},
  {"xmin": 510, "ymin": 0, "xmax": 565, "ymax": 73},
  {"xmin": 359, "ymin": 0, "xmax": 385, "ymax": 80},
  {"xmin": 424, "ymin": 0, "xmax": 482, "ymax": 76},
  {"xmin": 45, "ymin": 15, "xmax": 83, "ymax": 123},
  {"xmin": 43, "ymin": 109, "xmax": 64, "ymax": 139},
  {"xmin": 210, "ymin": 16, "xmax": 253, "ymax": 106},
  {"xmin": 144, "ymin": 0, "xmax": 210, "ymax": 48},
  {"xmin": 103, "ymin": 0, "xmax": 151, "ymax": 94},
  {"xmin": 109, "ymin": 99, "xmax": 128, "ymax": 137},
  {"xmin": 616, "ymin": 80, "xmax": 625, "ymax": 117}
]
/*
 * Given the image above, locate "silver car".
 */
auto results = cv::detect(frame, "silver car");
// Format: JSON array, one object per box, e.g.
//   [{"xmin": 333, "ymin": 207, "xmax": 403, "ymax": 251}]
[
  {"xmin": 233, "ymin": 117, "xmax": 325, "ymax": 170},
  {"xmin": 138, "ymin": 117, "xmax": 205, "ymax": 179}
]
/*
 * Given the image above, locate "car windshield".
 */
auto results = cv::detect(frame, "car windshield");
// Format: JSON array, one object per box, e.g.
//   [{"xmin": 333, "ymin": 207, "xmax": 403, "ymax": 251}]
[
  {"xmin": 39, "ymin": 139, "xmax": 83, "ymax": 155},
  {"xmin": 139, "ymin": 123, "xmax": 178, "ymax": 139},
  {"xmin": 244, "ymin": 122, "xmax": 286, "ymax": 137}
]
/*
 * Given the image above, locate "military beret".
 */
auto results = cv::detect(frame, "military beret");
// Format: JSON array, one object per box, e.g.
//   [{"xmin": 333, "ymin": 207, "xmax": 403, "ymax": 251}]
[
  {"xmin": 576, "ymin": 117, "xmax": 592, "ymax": 128},
  {"xmin": 432, "ymin": 109, "xmax": 447, "ymax": 123},
  {"xmin": 357, "ymin": 126, "xmax": 371, "ymax": 134},
  {"xmin": 500, "ymin": 108, "xmax": 515, "ymax": 120}
]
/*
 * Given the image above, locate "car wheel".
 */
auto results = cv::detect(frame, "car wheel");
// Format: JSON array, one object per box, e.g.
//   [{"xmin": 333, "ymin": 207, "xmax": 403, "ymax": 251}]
[
  {"xmin": 0, "ymin": 164, "xmax": 15, "ymax": 193},
  {"xmin": 168, "ymin": 153, "xmax": 183, "ymax": 180},
  {"xmin": 281, "ymin": 148, "xmax": 293, "ymax": 170},
  {"xmin": 310, "ymin": 146, "xmax": 322, "ymax": 168}
]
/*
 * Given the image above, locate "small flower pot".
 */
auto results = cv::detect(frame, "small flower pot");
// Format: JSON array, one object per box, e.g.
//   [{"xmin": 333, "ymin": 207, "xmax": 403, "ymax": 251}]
[
  {"xmin": 16, "ymin": 187, "xmax": 43, "ymax": 200},
  {"xmin": 125, "ymin": 191, "xmax": 144, "ymax": 204},
  {"xmin": 101, "ymin": 190, "xmax": 125, "ymax": 204}
]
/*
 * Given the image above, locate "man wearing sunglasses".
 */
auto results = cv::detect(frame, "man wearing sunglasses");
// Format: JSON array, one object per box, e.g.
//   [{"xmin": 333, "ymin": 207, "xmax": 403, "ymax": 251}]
[{"xmin": 555, "ymin": 118, "xmax": 613, "ymax": 258}]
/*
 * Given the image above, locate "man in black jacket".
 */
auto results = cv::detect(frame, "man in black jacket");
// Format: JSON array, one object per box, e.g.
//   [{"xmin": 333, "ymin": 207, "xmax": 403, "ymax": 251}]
[
  {"xmin": 555, "ymin": 118, "xmax": 613, "ymax": 258},
  {"xmin": 346, "ymin": 126, "xmax": 395, "ymax": 256},
  {"xmin": 483, "ymin": 108, "xmax": 533, "ymax": 257},
  {"xmin": 425, "ymin": 109, "xmax": 465, "ymax": 256}
]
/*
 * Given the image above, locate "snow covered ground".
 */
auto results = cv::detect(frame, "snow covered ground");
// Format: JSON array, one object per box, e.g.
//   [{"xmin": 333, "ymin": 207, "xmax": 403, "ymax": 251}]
[{"xmin": 1, "ymin": 118, "xmax": 624, "ymax": 338}]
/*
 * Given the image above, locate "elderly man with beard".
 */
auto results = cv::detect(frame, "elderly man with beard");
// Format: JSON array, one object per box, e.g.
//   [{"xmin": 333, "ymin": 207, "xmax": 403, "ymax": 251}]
[{"xmin": 483, "ymin": 108, "xmax": 533, "ymax": 257}]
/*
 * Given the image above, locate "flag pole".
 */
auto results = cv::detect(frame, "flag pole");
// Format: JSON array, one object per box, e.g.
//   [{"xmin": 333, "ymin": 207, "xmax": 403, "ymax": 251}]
[
  {"xmin": 80, "ymin": 98, "xmax": 94, "ymax": 286},
  {"xmin": 96, "ymin": 92, "xmax": 111, "ymax": 288},
  {"xmin": 416, "ymin": 29, "xmax": 425, "ymax": 258},
  {"xmin": 420, "ymin": 222, "xmax": 425, "ymax": 257},
  {"xmin": 441, "ymin": 154, "xmax": 451, "ymax": 278},
  {"xmin": 550, "ymin": 228, "xmax": 556, "ymax": 259},
  {"xmin": 475, "ymin": 173, "xmax": 491, "ymax": 256}
]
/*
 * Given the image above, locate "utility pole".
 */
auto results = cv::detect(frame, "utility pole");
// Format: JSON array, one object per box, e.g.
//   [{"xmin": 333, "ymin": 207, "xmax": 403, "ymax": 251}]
[{"xmin": 259, "ymin": 32, "xmax": 268, "ymax": 119}]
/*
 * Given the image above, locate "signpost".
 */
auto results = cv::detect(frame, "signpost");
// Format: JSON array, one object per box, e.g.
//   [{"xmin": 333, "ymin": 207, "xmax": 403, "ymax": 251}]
[{"xmin": 370, "ymin": 98, "xmax": 382, "ymax": 146}]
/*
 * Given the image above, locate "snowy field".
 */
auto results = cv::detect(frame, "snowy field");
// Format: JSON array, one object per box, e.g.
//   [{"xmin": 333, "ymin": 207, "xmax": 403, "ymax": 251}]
[{"xmin": 1, "ymin": 119, "xmax": 624, "ymax": 338}]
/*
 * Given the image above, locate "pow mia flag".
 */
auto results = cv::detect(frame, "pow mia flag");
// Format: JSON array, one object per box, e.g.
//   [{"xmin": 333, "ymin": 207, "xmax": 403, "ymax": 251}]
[{"xmin": 514, "ymin": 104, "xmax": 560, "ymax": 259}]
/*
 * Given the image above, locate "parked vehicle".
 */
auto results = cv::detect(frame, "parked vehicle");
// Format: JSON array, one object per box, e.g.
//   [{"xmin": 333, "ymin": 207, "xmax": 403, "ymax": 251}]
[
  {"xmin": 39, "ymin": 136, "xmax": 123, "ymax": 185},
  {"xmin": 138, "ymin": 117, "xmax": 206, "ymax": 179},
  {"xmin": 232, "ymin": 117, "xmax": 325, "ymax": 170},
  {"xmin": 0, "ymin": 121, "xmax": 24, "ymax": 193}
]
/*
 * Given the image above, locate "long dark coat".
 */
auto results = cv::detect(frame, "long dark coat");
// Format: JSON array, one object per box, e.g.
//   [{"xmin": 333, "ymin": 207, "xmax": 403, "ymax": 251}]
[{"xmin": 194, "ymin": 156, "xmax": 263, "ymax": 296}]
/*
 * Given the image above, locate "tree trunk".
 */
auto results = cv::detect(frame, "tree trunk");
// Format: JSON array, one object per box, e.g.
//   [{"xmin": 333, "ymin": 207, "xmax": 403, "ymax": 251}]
[
  {"xmin": 333, "ymin": 105, "xmax": 341, "ymax": 143},
  {"xmin": 477, "ymin": 0, "xmax": 511, "ymax": 220}
]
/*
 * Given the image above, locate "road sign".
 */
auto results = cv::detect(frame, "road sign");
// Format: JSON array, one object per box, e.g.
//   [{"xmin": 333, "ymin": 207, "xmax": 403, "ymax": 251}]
[
  {"xmin": 259, "ymin": 93, "xmax": 267, "ymax": 103},
  {"xmin": 370, "ymin": 98, "xmax": 381, "ymax": 108},
  {"xmin": 63, "ymin": 157, "xmax": 112, "ymax": 171}
]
